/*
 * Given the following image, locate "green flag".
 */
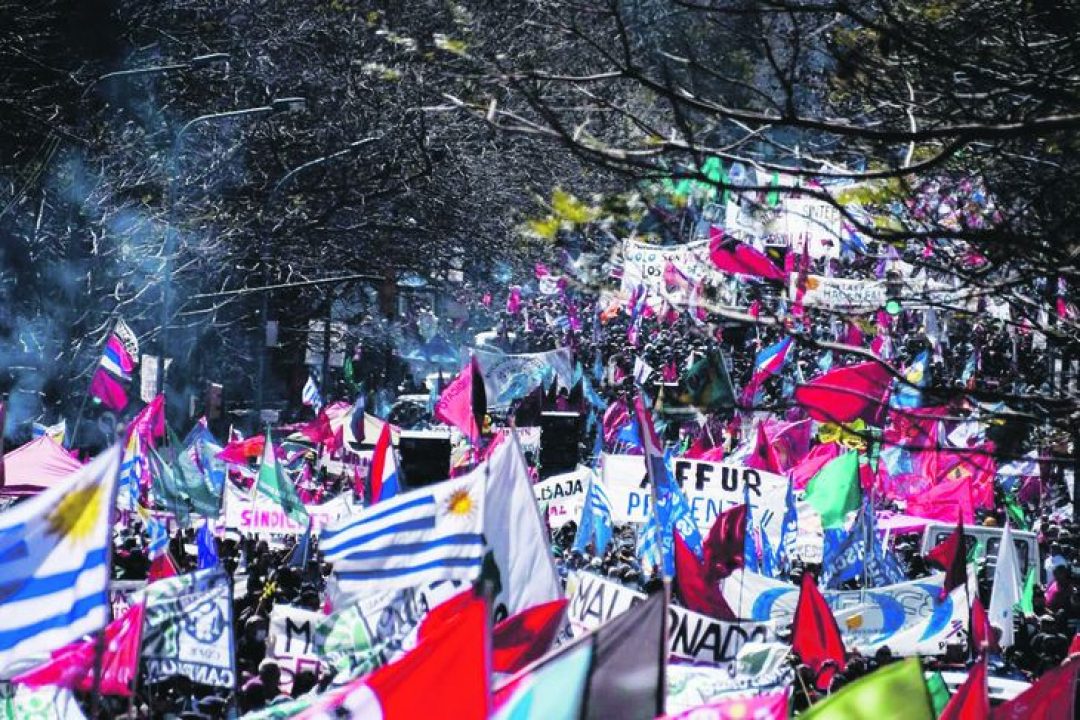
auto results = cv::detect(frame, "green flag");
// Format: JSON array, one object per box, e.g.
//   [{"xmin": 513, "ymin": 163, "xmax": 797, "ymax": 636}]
[
  {"xmin": 148, "ymin": 446, "xmax": 192, "ymax": 527},
  {"xmin": 170, "ymin": 427, "xmax": 224, "ymax": 519},
  {"xmin": 804, "ymin": 451, "xmax": 862, "ymax": 529},
  {"xmin": 766, "ymin": 171, "xmax": 781, "ymax": 206},
  {"xmin": 925, "ymin": 671, "xmax": 950, "ymax": 718},
  {"xmin": 1003, "ymin": 490, "xmax": 1028, "ymax": 530},
  {"xmin": 256, "ymin": 429, "xmax": 309, "ymax": 525},
  {"xmin": 680, "ymin": 350, "xmax": 735, "ymax": 411},
  {"xmin": 801, "ymin": 657, "xmax": 934, "ymax": 720},
  {"xmin": 1018, "ymin": 566, "xmax": 1036, "ymax": 615}
]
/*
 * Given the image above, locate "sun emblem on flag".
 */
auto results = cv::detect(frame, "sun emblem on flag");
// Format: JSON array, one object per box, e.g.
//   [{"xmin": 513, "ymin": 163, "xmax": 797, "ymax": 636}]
[
  {"xmin": 46, "ymin": 482, "xmax": 104, "ymax": 544},
  {"xmin": 444, "ymin": 486, "xmax": 477, "ymax": 521}
]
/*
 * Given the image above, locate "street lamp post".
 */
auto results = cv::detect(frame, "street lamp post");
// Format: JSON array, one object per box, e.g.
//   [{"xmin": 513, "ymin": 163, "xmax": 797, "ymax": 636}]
[
  {"xmin": 79, "ymin": 53, "xmax": 230, "ymax": 100},
  {"xmin": 254, "ymin": 137, "xmax": 380, "ymax": 421},
  {"xmin": 158, "ymin": 97, "xmax": 307, "ymax": 403}
]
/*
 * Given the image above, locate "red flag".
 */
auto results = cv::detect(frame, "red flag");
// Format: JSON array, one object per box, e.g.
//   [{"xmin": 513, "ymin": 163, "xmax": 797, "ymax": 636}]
[
  {"xmin": 217, "ymin": 435, "xmax": 271, "ymax": 463},
  {"xmin": 148, "ymin": 552, "xmax": 179, "ymax": 581},
  {"xmin": 926, "ymin": 517, "xmax": 967, "ymax": 598},
  {"xmin": 368, "ymin": 422, "xmax": 394, "ymax": 504},
  {"xmin": 940, "ymin": 655, "xmax": 989, "ymax": 720},
  {"xmin": 13, "ymin": 602, "xmax": 146, "ymax": 697},
  {"xmin": 1070, "ymin": 633, "xmax": 1080, "ymax": 656},
  {"xmin": 992, "ymin": 656, "xmax": 1079, "ymax": 720},
  {"xmin": 971, "ymin": 597, "xmax": 994, "ymax": 652},
  {"xmin": 674, "ymin": 533, "xmax": 736, "ymax": 620},
  {"xmin": 746, "ymin": 423, "xmax": 782, "ymax": 474},
  {"xmin": 791, "ymin": 572, "xmax": 846, "ymax": 691},
  {"xmin": 703, "ymin": 503, "xmax": 747, "ymax": 580},
  {"xmin": 906, "ymin": 475, "xmax": 975, "ymax": 524},
  {"xmin": 492, "ymin": 599, "xmax": 569, "ymax": 674},
  {"xmin": 299, "ymin": 590, "xmax": 489, "ymax": 720},
  {"xmin": 708, "ymin": 229, "xmax": 786, "ymax": 281},
  {"xmin": 434, "ymin": 357, "xmax": 485, "ymax": 444},
  {"xmin": 793, "ymin": 361, "xmax": 893, "ymax": 425}
]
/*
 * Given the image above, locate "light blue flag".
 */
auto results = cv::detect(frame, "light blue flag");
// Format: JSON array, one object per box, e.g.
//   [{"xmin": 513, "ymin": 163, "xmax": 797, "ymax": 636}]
[
  {"xmin": 573, "ymin": 471, "xmax": 614, "ymax": 555},
  {"xmin": 891, "ymin": 349, "xmax": 930, "ymax": 409},
  {"xmin": 0, "ymin": 447, "xmax": 120, "ymax": 670}
]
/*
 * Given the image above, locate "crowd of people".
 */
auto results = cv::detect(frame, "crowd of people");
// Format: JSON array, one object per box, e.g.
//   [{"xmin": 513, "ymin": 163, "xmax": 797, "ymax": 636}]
[{"xmin": 12, "ymin": 189, "xmax": 1076, "ymax": 718}]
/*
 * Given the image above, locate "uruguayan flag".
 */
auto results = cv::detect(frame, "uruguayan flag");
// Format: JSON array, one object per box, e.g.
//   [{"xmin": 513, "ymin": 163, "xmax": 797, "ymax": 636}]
[
  {"xmin": 0, "ymin": 446, "xmax": 120, "ymax": 676},
  {"xmin": 321, "ymin": 476, "xmax": 485, "ymax": 592},
  {"xmin": 301, "ymin": 374, "xmax": 323, "ymax": 412}
]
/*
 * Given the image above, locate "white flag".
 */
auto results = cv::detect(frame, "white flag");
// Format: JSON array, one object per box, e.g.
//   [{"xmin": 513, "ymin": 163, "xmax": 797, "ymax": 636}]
[
  {"xmin": 484, "ymin": 433, "xmax": 563, "ymax": 618},
  {"xmin": 988, "ymin": 522, "xmax": 1021, "ymax": 647}
]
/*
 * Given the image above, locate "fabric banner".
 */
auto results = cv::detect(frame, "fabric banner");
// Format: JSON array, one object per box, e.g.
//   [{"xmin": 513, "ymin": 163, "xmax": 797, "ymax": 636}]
[
  {"xmin": 566, "ymin": 572, "xmax": 773, "ymax": 666},
  {"xmin": 268, "ymin": 605, "xmax": 325, "ymax": 693},
  {"xmin": 621, "ymin": 238, "xmax": 711, "ymax": 301},
  {"xmin": 790, "ymin": 274, "xmax": 887, "ymax": 310},
  {"xmin": 222, "ymin": 483, "xmax": 354, "ymax": 535},
  {"xmin": 721, "ymin": 569, "xmax": 971, "ymax": 656},
  {"xmin": 141, "ymin": 569, "xmax": 235, "ymax": 687},
  {"xmin": 532, "ymin": 467, "xmax": 589, "ymax": 529},
  {"xmin": 666, "ymin": 644, "xmax": 794, "ymax": 714},
  {"xmin": 602, "ymin": 454, "xmax": 789, "ymax": 548},
  {"xmin": 472, "ymin": 347, "xmax": 575, "ymax": 408}
]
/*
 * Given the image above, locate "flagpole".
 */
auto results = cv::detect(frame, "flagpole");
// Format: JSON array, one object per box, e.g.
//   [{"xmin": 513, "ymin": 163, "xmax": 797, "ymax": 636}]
[{"xmin": 92, "ymin": 442, "xmax": 127, "ymax": 718}]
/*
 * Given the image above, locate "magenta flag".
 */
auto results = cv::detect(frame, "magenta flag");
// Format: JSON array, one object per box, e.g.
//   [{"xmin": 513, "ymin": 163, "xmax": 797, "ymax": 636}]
[
  {"xmin": 661, "ymin": 689, "xmax": 789, "ymax": 720},
  {"xmin": 709, "ymin": 228, "xmax": 786, "ymax": 280},
  {"xmin": 13, "ymin": 602, "xmax": 145, "ymax": 697},
  {"xmin": 434, "ymin": 358, "xmax": 484, "ymax": 444},
  {"xmin": 89, "ymin": 368, "xmax": 128, "ymax": 411}
]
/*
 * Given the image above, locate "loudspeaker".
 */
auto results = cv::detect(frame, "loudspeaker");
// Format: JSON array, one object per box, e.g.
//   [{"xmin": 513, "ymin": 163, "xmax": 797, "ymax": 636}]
[
  {"xmin": 539, "ymin": 411, "xmax": 581, "ymax": 478},
  {"xmin": 398, "ymin": 430, "xmax": 452, "ymax": 489}
]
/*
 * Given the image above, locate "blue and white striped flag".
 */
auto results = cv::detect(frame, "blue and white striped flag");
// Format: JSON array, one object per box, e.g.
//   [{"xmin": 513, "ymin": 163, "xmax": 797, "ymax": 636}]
[
  {"xmin": 320, "ymin": 476, "xmax": 486, "ymax": 592},
  {"xmin": 573, "ymin": 470, "xmax": 614, "ymax": 555},
  {"xmin": 0, "ymin": 446, "xmax": 120, "ymax": 673},
  {"xmin": 302, "ymin": 373, "xmax": 323, "ymax": 412}
]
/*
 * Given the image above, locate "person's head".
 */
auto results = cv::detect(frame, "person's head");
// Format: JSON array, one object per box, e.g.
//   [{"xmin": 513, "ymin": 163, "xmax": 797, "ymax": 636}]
[
  {"xmin": 292, "ymin": 669, "xmax": 318, "ymax": 697},
  {"xmin": 1052, "ymin": 564, "xmax": 1070, "ymax": 584},
  {"xmin": 259, "ymin": 659, "xmax": 281, "ymax": 691}
]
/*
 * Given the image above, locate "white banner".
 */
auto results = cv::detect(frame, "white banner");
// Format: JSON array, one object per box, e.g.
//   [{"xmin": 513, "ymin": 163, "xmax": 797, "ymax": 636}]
[
  {"xmin": 621, "ymin": 238, "xmax": 711, "ymax": 301},
  {"xmin": 602, "ymin": 455, "xmax": 790, "ymax": 549},
  {"xmin": 721, "ymin": 569, "xmax": 972, "ymax": 656},
  {"xmin": 666, "ymin": 644, "xmax": 793, "ymax": 714},
  {"xmin": 533, "ymin": 467, "xmax": 589, "ymax": 529},
  {"xmin": 141, "ymin": 569, "xmax": 235, "ymax": 688},
  {"xmin": 472, "ymin": 347, "xmax": 575, "ymax": 408},
  {"xmin": 268, "ymin": 605, "xmax": 325, "ymax": 693},
  {"xmin": 790, "ymin": 273, "xmax": 887, "ymax": 310},
  {"xmin": 566, "ymin": 572, "xmax": 773, "ymax": 667},
  {"xmin": 223, "ymin": 484, "xmax": 354, "ymax": 535}
]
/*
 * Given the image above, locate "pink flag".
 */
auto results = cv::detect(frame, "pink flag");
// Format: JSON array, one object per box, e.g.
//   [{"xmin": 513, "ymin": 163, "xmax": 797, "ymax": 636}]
[
  {"xmin": 434, "ymin": 357, "xmax": 485, "ymax": 444},
  {"xmin": 128, "ymin": 394, "xmax": 166, "ymax": 444},
  {"xmin": 708, "ymin": 228, "xmax": 786, "ymax": 280},
  {"xmin": 14, "ymin": 602, "xmax": 145, "ymax": 697},
  {"xmin": 790, "ymin": 442, "xmax": 842, "ymax": 490},
  {"xmin": 660, "ymin": 689, "xmax": 789, "ymax": 720},
  {"xmin": 762, "ymin": 418, "xmax": 812, "ymax": 471},
  {"xmin": 507, "ymin": 287, "xmax": 521, "ymax": 315}
]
